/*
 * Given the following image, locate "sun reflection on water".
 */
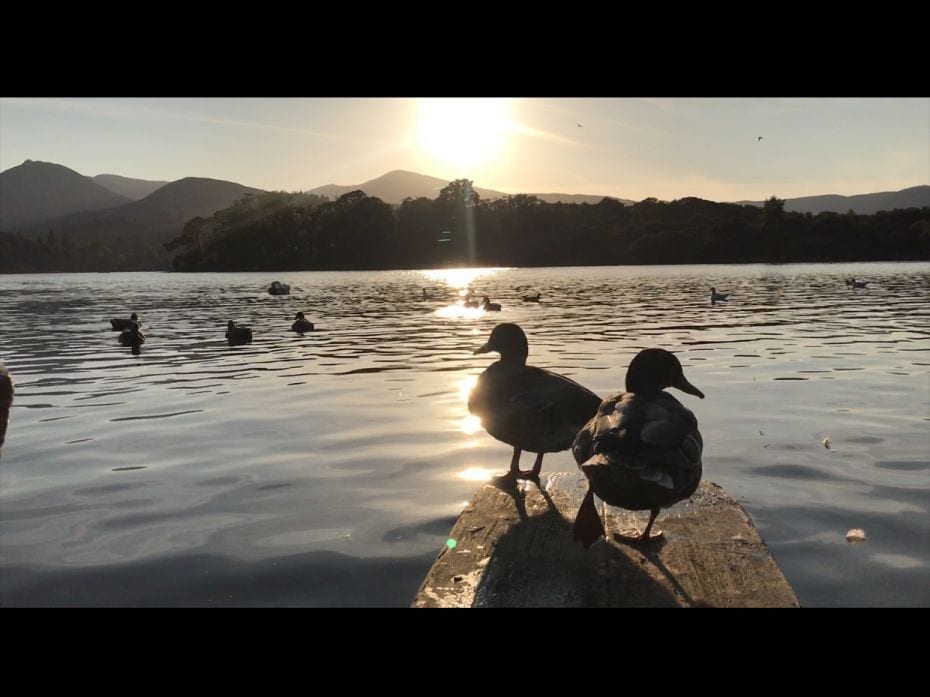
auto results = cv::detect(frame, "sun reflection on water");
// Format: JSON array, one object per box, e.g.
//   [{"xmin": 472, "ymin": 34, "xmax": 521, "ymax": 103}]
[
  {"xmin": 456, "ymin": 467, "xmax": 494, "ymax": 482},
  {"xmin": 460, "ymin": 414, "xmax": 482, "ymax": 435},
  {"xmin": 420, "ymin": 267, "xmax": 510, "ymax": 290}
]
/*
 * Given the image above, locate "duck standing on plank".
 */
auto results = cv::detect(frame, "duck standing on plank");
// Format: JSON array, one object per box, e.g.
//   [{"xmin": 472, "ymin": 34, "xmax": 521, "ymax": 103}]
[
  {"xmin": 468, "ymin": 323, "xmax": 601, "ymax": 485},
  {"xmin": 572, "ymin": 348, "xmax": 704, "ymax": 548}
]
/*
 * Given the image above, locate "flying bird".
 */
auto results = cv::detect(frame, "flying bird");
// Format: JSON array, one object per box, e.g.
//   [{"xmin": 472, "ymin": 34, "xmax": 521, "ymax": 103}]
[{"xmin": 757, "ymin": 136, "xmax": 763, "ymax": 141}]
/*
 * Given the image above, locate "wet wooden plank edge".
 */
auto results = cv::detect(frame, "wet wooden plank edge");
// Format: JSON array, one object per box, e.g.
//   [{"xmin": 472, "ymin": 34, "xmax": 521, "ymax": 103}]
[{"xmin": 412, "ymin": 473, "xmax": 799, "ymax": 608}]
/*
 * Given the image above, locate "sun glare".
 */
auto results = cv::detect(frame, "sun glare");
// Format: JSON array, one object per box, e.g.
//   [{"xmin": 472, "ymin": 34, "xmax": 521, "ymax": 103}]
[
  {"xmin": 416, "ymin": 98, "xmax": 511, "ymax": 171},
  {"xmin": 420, "ymin": 267, "xmax": 507, "ymax": 290}
]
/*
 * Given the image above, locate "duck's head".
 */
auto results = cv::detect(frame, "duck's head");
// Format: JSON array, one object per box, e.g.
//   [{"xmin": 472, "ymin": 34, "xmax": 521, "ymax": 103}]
[
  {"xmin": 626, "ymin": 348, "xmax": 704, "ymax": 399},
  {"xmin": 710, "ymin": 287, "xmax": 716, "ymax": 293},
  {"xmin": 474, "ymin": 323, "xmax": 528, "ymax": 364},
  {"xmin": 294, "ymin": 312, "xmax": 305, "ymax": 320},
  {"xmin": 130, "ymin": 312, "xmax": 139, "ymax": 321},
  {"xmin": 227, "ymin": 320, "xmax": 236, "ymax": 330}
]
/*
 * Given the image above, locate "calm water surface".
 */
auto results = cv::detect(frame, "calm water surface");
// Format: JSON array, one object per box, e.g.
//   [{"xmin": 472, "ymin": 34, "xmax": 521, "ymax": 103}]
[{"xmin": 1, "ymin": 263, "xmax": 928, "ymax": 606}]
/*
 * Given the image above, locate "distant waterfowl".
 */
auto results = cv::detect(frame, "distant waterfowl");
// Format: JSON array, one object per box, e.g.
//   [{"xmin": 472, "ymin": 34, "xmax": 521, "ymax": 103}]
[
  {"xmin": 268, "ymin": 281, "xmax": 291, "ymax": 295},
  {"xmin": 0, "ymin": 362, "xmax": 13, "ymax": 451},
  {"xmin": 710, "ymin": 287, "xmax": 729, "ymax": 304},
  {"xmin": 118, "ymin": 322, "xmax": 146, "ymax": 355},
  {"xmin": 110, "ymin": 312, "xmax": 140, "ymax": 331},
  {"xmin": 482, "ymin": 296, "xmax": 502, "ymax": 312},
  {"xmin": 758, "ymin": 136, "xmax": 763, "ymax": 141},
  {"xmin": 422, "ymin": 288, "xmax": 431, "ymax": 300},
  {"xmin": 572, "ymin": 348, "xmax": 705, "ymax": 548},
  {"xmin": 463, "ymin": 294, "xmax": 481, "ymax": 308},
  {"xmin": 226, "ymin": 320, "xmax": 253, "ymax": 346},
  {"xmin": 468, "ymin": 323, "xmax": 601, "ymax": 484},
  {"xmin": 846, "ymin": 278, "xmax": 868, "ymax": 289},
  {"xmin": 522, "ymin": 293, "xmax": 542, "ymax": 303},
  {"xmin": 291, "ymin": 312, "xmax": 315, "ymax": 333}
]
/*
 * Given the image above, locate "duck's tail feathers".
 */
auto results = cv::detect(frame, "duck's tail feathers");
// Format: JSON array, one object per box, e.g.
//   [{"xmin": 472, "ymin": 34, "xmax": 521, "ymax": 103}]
[{"xmin": 574, "ymin": 488, "xmax": 605, "ymax": 548}]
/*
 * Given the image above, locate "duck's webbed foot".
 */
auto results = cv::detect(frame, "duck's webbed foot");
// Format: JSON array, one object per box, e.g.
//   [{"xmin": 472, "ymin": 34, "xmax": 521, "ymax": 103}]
[
  {"xmin": 612, "ymin": 508, "xmax": 663, "ymax": 546},
  {"xmin": 612, "ymin": 529, "xmax": 664, "ymax": 545},
  {"xmin": 514, "ymin": 470, "xmax": 541, "ymax": 487},
  {"xmin": 492, "ymin": 471, "xmax": 519, "ymax": 489}
]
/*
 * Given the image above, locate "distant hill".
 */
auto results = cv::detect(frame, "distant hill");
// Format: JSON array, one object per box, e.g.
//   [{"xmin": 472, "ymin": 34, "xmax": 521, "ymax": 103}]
[
  {"xmin": 92, "ymin": 173, "xmax": 169, "ymax": 200},
  {"xmin": 0, "ymin": 160, "xmax": 131, "ymax": 230},
  {"xmin": 22, "ymin": 177, "xmax": 264, "ymax": 270},
  {"xmin": 309, "ymin": 169, "xmax": 633, "ymax": 206},
  {"xmin": 530, "ymin": 192, "xmax": 634, "ymax": 205},
  {"xmin": 736, "ymin": 186, "xmax": 930, "ymax": 215}
]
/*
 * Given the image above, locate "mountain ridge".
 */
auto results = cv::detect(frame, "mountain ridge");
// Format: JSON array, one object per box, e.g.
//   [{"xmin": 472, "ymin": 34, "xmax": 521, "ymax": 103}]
[
  {"xmin": 92, "ymin": 173, "xmax": 170, "ymax": 200},
  {"xmin": 308, "ymin": 169, "xmax": 635, "ymax": 206},
  {"xmin": 735, "ymin": 186, "xmax": 929, "ymax": 215},
  {"xmin": 0, "ymin": 160, "xmax": 131, "ymax": 230}
]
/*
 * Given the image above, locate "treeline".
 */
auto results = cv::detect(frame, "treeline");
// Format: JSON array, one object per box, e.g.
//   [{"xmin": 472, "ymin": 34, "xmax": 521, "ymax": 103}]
[
  {"xmin": 165, "ymin": 180, "xmax": 930, "ymax": 271},
  {"xmin": 0, "ymin": 228, "xmax": 174, "ymax": 273},
  {"xmin": 4, "ymin": 180, "xmax": 929, "ymax": 274}
]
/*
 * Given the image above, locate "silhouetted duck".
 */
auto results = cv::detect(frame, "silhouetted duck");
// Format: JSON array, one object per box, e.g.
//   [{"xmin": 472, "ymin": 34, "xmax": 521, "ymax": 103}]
[
  {"xmin": 110, "ymin": 313, "xmax": 140, "ymax": 331},
  {"xmin": 268, "ymin": 281, "xmax": 290, "ymax": 295},
  {"xmin": 0, "ymin": 361, "xmax": 13, "ymax": 451},
  {"xmin": 468, "ymin": 323, "xmax": 601, "ymax": 483},
  {"xmin": 482, "ymin": 296, "xmax": 502, "ymax": 311},
  {"xmin": 291, "ymin": 312, "xmax": 315, "ymax": 333},
  {"xmin": 226, "ymin": 320, "xmax": 253, "ymax": 346},
  {"xmin": 572, "ymin": 348, "xmax": 704, "ymax": 548},
  {"xmin": 118, "ymin": 322, "xmax": 146, "ymax": 355},
  {"xmin": 847, "ymin": 278, "xmax": 868, "ymax": 289},
  {"xmin": 522, "ymin": 293, "xmax": 542, "ymax": 303},
  {"xmin": 710, "ymin": 287, "xmax": 729, "ymax": 304}
]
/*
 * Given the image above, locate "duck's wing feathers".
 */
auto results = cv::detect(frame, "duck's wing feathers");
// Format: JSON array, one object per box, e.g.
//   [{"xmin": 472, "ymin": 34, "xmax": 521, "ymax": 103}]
[
  {"xmin": 469, "ymin": 363, "xmax": 600, "ymax": 453},
  {"xmin": 573, "ymin": 391, "xmax": 702, "ymax": 491}
]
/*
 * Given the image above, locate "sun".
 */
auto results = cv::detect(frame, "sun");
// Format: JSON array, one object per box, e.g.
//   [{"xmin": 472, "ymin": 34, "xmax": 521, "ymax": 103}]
[{"xmin": 415, "ymin": 98, "xmax": 511, "ymax": 172}]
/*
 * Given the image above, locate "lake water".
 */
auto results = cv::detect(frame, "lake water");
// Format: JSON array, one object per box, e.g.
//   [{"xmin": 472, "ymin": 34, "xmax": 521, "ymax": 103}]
[{"xmin": 1, "ymin": 263, "xmax": 928, "ymax": 607}]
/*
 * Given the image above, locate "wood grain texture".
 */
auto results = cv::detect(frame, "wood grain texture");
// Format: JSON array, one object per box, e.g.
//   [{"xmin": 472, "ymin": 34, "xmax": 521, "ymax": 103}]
[{"xmin": 412, "ymin": 473, "xmax": 799, "ymax": 608}]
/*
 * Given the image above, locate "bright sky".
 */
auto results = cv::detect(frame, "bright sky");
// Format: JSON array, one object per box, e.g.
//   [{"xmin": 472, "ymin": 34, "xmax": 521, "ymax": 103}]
[{"xmin": 1, "ymin": 97, "xmax": 927, "ymax": 201}]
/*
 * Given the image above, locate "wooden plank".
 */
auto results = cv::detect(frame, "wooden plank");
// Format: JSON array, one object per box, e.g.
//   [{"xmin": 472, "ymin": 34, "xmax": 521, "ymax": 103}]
[{"xmin": 412, "ymin": 473, "xmax": 799, "ymax": 607}]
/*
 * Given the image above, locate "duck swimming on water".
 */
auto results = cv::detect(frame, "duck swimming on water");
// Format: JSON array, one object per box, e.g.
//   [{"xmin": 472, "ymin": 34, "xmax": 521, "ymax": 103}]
[
  {"xmin": 572, "ymin": 348, "xmax": 704, "ymax": 548},
  {"xmin": 468, "ymin": 323, "xmax": 601, "ymax": 484},
  {"xmin": 482, "ymin": 296, "xmax": 502, "ymax": 311},
  {"xmin": 226, "ymin": 320, "xmax": 253, "ymax": 346},
  {"xmin": 111, "ymin": 313, "xmax": 140, "ymax": 331},
  {"xmin": 118, "ymin": 322, "xmax": 146, "ymax": 355},
  {"xmin": 710, "ymin": 287, "xmax": 729, "ymax": 305},
  {"xmin": 291, "ymin": 312, "xmax": 315, "ymax": 333}
]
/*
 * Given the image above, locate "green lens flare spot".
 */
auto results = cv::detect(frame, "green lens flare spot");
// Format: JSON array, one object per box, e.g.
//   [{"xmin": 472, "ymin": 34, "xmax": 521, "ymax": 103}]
[{"xmin": 446, "ymin": 538, "xmax": 457, "ymax": 549}]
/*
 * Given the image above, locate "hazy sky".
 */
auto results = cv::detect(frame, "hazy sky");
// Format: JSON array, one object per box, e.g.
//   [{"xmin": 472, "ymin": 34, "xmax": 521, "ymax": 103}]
[{"xmin": 1, "ymin": 97, "xmax": 927, "ymax": 201}]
